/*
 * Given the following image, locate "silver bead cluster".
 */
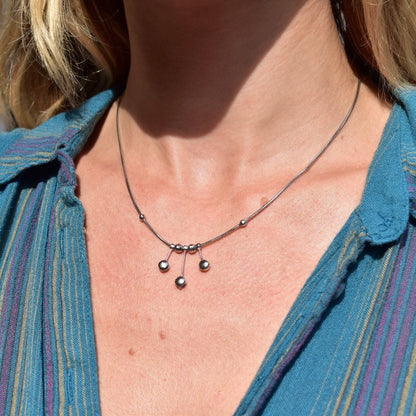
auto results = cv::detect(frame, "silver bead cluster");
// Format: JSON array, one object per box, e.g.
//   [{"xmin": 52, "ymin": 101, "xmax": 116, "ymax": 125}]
[{"xmin": 158, "ymin": 243, "xmax": 210, "ymax": 289}]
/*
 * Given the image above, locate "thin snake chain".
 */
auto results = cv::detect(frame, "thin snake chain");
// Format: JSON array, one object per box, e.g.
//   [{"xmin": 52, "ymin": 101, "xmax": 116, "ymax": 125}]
[{"xmin": 116, "ymin": 79, "xmax": 361, "ymax": 289}]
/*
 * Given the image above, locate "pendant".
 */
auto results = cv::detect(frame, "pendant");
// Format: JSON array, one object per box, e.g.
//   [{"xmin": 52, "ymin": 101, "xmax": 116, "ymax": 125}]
[
  {"xmin": 175, "ymin": 276, "xmax": 186, "ymax": 289},
  {"xmin": 158, "ymin": 244, "xmax": 210, "ymax": 289}
]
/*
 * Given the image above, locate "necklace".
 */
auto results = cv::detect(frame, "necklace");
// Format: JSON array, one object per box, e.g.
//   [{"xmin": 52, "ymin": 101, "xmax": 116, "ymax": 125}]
[{"xmin": 116, "ymin": 79, "xmax": 361, "ymax": 289}]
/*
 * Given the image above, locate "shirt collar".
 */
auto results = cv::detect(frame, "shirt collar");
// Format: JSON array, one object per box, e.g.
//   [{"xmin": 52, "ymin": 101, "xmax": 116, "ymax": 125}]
[
  {"xmin": 0, "ymin": 88, "xmax": 119, "ymax": 185},
  {"xmin": 357, "ymin": 87, "xmax": 416, "ymax": 245}
]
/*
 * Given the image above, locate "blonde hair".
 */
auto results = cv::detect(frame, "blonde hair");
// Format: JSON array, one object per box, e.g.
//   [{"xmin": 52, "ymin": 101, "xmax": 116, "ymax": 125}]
[
  {"xmin": 0, "ymin": 0, "xmax": 415, "ymax": 129},
  {"xmin": 0, "ymin": 0, "xmax": 129, "ymax": 128}
]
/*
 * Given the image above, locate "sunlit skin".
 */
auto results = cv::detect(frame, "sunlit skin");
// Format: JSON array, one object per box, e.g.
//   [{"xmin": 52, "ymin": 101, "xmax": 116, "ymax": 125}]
[{"xmin": 75, "ymin": 0, "xmax": 392, "ymax": 414}]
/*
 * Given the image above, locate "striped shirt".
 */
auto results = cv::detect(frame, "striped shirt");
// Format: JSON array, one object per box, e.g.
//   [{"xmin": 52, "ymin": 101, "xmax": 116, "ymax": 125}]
[{"xmin": 1, "ymin": 87, "xmax": 416, "ymax": 415}]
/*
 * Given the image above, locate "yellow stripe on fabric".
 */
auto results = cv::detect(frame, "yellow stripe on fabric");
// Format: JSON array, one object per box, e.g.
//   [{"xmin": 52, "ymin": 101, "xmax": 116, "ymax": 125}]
[
  {"xmin": 403, "ymin": 166, "xmax": 416, "ymax": 177},
  {"xmin": 332, "ymin": 246, "xmax": 395, "ymax": 415},
  {"xmin": 397, "ymin": 342, "xmax": 416, "ymax": 416},
  {"xmin": 403, "ymin": 156, "xmax": 416, "ymax": 166}
]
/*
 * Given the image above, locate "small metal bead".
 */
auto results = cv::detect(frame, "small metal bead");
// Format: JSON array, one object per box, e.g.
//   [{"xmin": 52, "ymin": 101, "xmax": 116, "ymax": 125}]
[
  {"xmin": 170, "ymin": 244, "xmax": 176, "ymax": 250},
  {"xmin": 188, "ymin": 245, "xmax": 197, "ymax": 253},
  {"xmin": 196, "ymin": 243, "xmax": 202, "ymax": 249},
  {"xmin": 199, "ymin": 259, "xmax": 210, "ymax": 272},
  {"xmin": 175, "ymin": 244, "xmax": 183, "ymax": 253},
  {"xmin": 182, "ymin": 245, "xmax": 189, "ymax": 251},
  {"xmin": 239, "ymin": 219, "xmax": 247, "ymax": 227},
  {"xmin": 175, "ymin": 276, "xmax": 187, "ymax": 289},
  {"xmin": 158, "ymin": 260, "xmax": 170, "ymax": 272},
  {"xmin": 139, "ymin": 214, "xmax": 145, "ymax": 221}
]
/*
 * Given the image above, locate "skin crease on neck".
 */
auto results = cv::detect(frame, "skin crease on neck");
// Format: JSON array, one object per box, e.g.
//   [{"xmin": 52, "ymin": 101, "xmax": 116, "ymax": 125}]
[{"xmin": 74, "ymin": 0, "xmax": 392, "ymax": 415}]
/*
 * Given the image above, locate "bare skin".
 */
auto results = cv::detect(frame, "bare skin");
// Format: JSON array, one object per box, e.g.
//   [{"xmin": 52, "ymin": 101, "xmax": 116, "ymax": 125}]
[{"xmin": 75, "ymin": 0, "xmax": 392, "ymax": 414}]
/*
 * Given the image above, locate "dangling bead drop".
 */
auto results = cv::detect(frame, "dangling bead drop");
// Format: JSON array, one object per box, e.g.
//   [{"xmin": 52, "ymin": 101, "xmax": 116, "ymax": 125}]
[
  {"xmin": 175, "ymin": 249, "xmax": 188, "ymax": 289},
  {"xmin": 198, "ymin": 245, "xmax": 210, "ymax": 272},
  {"xmin": 158, "ymin": 245, "xmax": 174, "ymax": 272}
]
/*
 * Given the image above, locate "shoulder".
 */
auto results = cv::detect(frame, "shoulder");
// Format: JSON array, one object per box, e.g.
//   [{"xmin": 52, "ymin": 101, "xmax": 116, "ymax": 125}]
[{"xmin": 0, "ymin": 88, "xmax": 119, "ymax": 185}]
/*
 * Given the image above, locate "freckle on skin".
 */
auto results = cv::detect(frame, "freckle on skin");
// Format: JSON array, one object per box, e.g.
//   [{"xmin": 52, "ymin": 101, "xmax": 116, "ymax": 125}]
[
  {"xmin": 159, "ymin": 330, "xmax": 167, "ymax": 340},
  {"xmin": 128, "ymin": 348, "xmax": 136, "ymax": 356}
]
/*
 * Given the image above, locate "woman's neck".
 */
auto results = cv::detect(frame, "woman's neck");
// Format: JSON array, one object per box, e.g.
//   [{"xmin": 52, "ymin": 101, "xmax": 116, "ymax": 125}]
[{"xmin": 119, "ymin": 0, "xmax": 360, "ymax": 184}]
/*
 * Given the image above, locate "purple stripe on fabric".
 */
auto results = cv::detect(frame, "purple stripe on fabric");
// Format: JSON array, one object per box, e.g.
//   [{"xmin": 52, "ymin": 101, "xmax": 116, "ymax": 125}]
[
  {"xmin": 0, "ymin": 186, "xmax": 43, "ymax": 415},
  {"xmin": 354, "ymin": 231, "xmax": 413, "ymax": 415}
]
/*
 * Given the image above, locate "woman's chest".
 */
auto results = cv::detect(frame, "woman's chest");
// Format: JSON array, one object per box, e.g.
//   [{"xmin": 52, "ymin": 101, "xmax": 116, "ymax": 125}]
[{"xmin": 82, "ymin": 180, "xmax": 359, "ymax": 415}]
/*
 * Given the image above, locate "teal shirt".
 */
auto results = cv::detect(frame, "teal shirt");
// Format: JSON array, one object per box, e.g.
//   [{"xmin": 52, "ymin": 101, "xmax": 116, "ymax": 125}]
[{"xmin": 1, "ymin": 88, "xmax": 416, "ymax": 415}]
